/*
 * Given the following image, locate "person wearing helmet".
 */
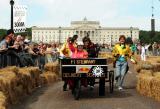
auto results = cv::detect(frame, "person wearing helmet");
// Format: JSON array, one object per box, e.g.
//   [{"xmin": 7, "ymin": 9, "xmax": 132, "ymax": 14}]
[
  {"xmin": 72, "ymin": 41, "xmax": 88, "ymax": 58},
  {"xmin": 63, "ymin": 41, "xmax": 88, "ymax": 91},
  {"xmin": 67, "ymin": 42, "xmax": 88, "ymax": 92}
]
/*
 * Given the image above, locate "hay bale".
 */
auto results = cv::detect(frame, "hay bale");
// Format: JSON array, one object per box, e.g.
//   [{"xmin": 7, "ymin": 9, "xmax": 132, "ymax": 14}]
[
  {"xmin": 141, "ymin": 64, "xmax": 153, "ymax": 70},
  {"xmin": 139, "ymin": 70, "xmax": 153, "ymax": 76},
  {"xmin": 153, "ymin": 72, "xmax": 160, "ymax": 78},
  {"xmin": 151, "ymin": 77, "xmax": 160, "ymax": 101},
  {"xmin": 152, "ymin": 63, "xmax": 160, "ymax": 72},
  {"xmin": 40, "ymin": 72, "xmax": 58, "ymax": 85},
  {"xmin": 137, "ymin": 74, "xmax": 154, "ymax": 97},
  {"xmin": 0, "ymin": 70, "xmax": 18, "ymax": 104},
  {"xmin": 98, "ymin": 52, "xmax": 114, "ymax": 64},
  {"xmin": 135, "ymin": 61, "xmax": 153, "ymax": 73},
  {"xmin": 44, "ymin": 61, "xmax": 59, "ymax": 75},
  {"xmin": 0, "ymin": 92, "xmax": 7, "ymax": 109},
  {"xmin": 18, "ymin": 67, "xmax": 41, "ymax": 94}
]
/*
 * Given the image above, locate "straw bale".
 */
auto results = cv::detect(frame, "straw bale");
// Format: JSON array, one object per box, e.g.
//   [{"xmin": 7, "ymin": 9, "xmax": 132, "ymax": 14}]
[
  {"xmin": 137, "ymin": 74, "xmax": 154, "ymax": 97},
  {"xmin": 139, "ymin": 70, "xmax": 153, "ymax": 76},
  {"xmin": 40, "ymin": 72, "xmax": 58, "ymax": 85},
  {"xmin": 152, "ymin": 72, "xmax": 160, "ymax": 78},
  {"xmin": 97, "ymin": 52, "xmax": 114, "ymax": 64},
  {"xmin": 0, "ymin": 70, "xmax": 18, "ymax": 104},
  {"xmin": 135, "ymin": 62, "xmax": 153, "ymax": 73},
  {"xmin": 0, "ymin": 92, "xmax": 7, "ymax": 109},
  {"xmin": 0, "ymin": 66, "xmax": 59, "ymax": 107},
  {"xmin": 151, "ymin": 77, "xmax": 160, "ymax": 101},
  {"xmin": 152, "ymin": 63, "xmax": 160, "ymax": 72},
  {"xmin": 44, "ymin": 61, "xmax": 60, "ymax": 75},
  {"xmin": 18, "ymin": 67, "xmax": 41, "ymax": 94}
]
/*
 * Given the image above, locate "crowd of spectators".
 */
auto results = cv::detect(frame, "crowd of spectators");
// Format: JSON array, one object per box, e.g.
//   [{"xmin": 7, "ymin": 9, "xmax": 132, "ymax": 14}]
[{"xmin": 0, "ymin": 29, "xmax": 60, "ymax": 71}]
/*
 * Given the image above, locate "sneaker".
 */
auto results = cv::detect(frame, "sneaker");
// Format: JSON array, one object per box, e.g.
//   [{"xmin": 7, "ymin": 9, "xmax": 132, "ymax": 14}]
[{"xmin": 118, "ymin": 86, "xmax": 123, "ymax": 91}]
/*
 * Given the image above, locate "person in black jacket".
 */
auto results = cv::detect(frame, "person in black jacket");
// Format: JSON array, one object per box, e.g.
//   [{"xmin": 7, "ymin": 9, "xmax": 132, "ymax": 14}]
[
  {"xmin": 82, "ymin": 37, "xmax": 98, "ymax": 89},
  {"xmin": 6, "ymin": 29, "xmax": 25, "ymax": 67},
  {"xmin": 83, "ymin": 37, "xmax": 98, "ymax": 58}
]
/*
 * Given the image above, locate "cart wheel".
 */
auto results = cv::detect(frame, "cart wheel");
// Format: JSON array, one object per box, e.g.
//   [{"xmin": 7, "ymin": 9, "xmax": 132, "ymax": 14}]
[
  {"xmin": 109, "ymin": 71, "xmax": 114, "ymax": 93},
  {"xmin": 99, "ymin": 77, "xmax": 105, "ymax": 96},
  {"xmin": 74, "ymin": 79, "xmax": 81, "ymax": 100}
]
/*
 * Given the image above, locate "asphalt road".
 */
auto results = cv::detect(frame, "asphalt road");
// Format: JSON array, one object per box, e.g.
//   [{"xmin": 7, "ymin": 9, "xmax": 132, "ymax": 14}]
[{"xmin": 10, "ymin": 64, "xmax": 160, "ymax": 109}]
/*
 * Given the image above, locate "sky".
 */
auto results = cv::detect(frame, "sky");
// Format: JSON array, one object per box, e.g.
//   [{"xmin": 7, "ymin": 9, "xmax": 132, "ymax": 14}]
[{"xmin": 0, "ymin": 0, "xmax": 160, "ymax": 30}]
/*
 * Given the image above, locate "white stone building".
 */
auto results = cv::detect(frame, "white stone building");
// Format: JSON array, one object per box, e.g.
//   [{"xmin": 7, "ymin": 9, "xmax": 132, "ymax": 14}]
[{"xmin": 32, "ymin": 18, "xmax": 139, "ymax": 45}]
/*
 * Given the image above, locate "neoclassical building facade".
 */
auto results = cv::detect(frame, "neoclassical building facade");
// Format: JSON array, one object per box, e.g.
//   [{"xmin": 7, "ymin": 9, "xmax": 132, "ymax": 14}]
[{"xmin": 32, "ymin": 18, "xmax": 139, "ymax": 45}]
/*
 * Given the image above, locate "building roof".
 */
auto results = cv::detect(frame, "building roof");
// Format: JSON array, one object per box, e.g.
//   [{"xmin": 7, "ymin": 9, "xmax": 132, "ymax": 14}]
[{"xmin": 32, "ymin": 18, "xmax": 139, "ymax": 31}]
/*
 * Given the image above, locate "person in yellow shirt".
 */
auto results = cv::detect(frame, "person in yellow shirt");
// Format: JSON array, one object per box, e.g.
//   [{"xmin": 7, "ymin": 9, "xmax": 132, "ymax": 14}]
[
  {"xmin": 112, "ymin": 35, "xmax": 136, "ymax": 91},
  {"xmin": 61, "ymin": 35, "xmax": 78, "ymax": 91},
  {"xmin": 60, "ymin": 37, "xmax": 72, "ymax": 58}
]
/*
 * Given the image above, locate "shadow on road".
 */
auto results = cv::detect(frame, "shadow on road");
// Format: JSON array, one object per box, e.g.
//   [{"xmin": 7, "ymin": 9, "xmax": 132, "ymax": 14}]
[{"xmin": 79, "ymin": 85, "xmax": 133, "ymax": 100}]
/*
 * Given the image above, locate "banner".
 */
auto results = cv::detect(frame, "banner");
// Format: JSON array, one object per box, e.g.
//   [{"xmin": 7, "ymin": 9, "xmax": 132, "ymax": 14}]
[{"xmin": 13, "ymin": 5, "xmax": 27, "ymax": 33}]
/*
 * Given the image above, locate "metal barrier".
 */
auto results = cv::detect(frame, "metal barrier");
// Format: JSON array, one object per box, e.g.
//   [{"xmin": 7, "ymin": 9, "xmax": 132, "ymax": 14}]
[{"xmin": 0, "ymin": 51, "xmax": 59, "ymax": 69}]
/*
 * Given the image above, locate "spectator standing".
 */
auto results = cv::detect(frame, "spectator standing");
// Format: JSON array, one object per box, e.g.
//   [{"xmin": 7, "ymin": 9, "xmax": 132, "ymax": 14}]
[
  {"xmin": 152, "ymin": 42, "xmax": 158, "ymax": 56},
  {"xmin": 145, "ymin": 44, "xmax": 151, "ymax": 56},
  {"xmin": 6, "ymin": 30, "xmax": 24, "ymax": 67},
  {"xmin": 38, "ymin": 43, "xmax": 46, "ymax": 71},
  {"xmin": 45, "ymin": 44, "xmax": 53, "ymax": 63},
  {"xmin": 0, "ymin": 37, "xmax": 11, "ymax": 67},
  {"xmin": 141, "ymin": 43, "xmax": 146, "ymax": 61}
]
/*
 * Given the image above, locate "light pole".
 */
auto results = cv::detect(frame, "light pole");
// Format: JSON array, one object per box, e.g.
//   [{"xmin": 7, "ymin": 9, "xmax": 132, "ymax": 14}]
[
  {"xmin": 10, "ymin": 0, "xmax": 14, "ymax": 31},
  {"xmin": 130, "ymin": 27, "xmax": 133, "ymax": 39}
]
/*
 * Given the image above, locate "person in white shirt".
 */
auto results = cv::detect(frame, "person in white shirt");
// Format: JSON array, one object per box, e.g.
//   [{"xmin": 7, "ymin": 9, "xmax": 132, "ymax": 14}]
[
  {"xmin": 141, "ymin": 43, "xmax": 146, "ymax": 61},
  {"xmin": 145, "ymin": 44, "xmax": 151, "ymax": 56}
]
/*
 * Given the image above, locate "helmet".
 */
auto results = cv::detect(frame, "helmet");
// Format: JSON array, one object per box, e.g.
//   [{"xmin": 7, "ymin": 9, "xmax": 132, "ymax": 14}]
[{"xmin": 77, "ymin": 41, "xmax": 84, "ymax": 46}]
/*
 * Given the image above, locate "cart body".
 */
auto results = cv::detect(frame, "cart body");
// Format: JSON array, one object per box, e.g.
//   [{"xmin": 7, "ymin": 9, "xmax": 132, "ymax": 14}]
[{"xmin": 60, "ymin": 58, "xmax": 114, "ymax": 100}]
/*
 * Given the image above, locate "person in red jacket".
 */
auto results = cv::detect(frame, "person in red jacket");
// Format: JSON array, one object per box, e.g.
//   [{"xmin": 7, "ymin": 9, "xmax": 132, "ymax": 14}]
[
  {"xmin": 72, "ymin": 41, "xmax": 88, "ymax": 58},
  {"xmin": 67, "ymin": 42, "xmax": 88, "ymax": 91}
]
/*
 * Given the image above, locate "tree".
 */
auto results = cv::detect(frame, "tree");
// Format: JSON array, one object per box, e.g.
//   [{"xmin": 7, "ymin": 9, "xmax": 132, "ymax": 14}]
[{"xmin": 139, "ymin": 31, "xmax": 160, "ymax": 44}]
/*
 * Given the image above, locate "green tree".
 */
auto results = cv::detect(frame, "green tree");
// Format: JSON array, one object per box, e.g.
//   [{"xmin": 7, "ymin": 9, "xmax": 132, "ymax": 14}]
[
  {"xmin": 0, "ymin": 29, "xmax": 7, "ymax": 40},
  {"xmin": 139, "ymin": 31, "xmax": 160, "ymax": 43}
]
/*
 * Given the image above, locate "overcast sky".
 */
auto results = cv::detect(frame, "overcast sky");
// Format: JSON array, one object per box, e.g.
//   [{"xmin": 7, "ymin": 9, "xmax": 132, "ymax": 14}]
[{"xmin": 1, "ymin": 0, "xmax": 160, "ymax": 30}]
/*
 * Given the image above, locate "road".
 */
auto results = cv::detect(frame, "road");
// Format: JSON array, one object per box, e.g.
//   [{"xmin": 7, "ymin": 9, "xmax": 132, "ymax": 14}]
[{"xmin": 10, "ymin": 64, "xmax": 160, "ymax": 109}]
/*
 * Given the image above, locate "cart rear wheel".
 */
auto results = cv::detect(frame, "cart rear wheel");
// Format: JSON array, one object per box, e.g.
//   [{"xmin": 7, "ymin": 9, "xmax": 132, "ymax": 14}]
[{"xmin": 74, "ymin": 79, "xmax": 81, "ymax": 100}]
